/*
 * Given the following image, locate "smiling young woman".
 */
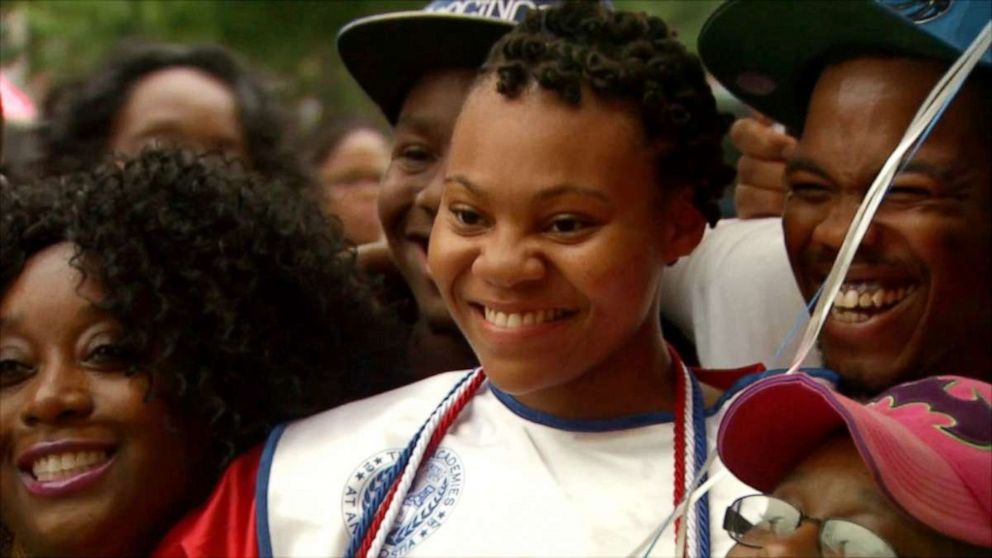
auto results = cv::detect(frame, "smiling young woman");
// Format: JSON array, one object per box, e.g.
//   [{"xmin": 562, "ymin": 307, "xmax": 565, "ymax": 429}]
[
  {"xmin": 185, "ymin": 2, "xmax": 774, "ymax": 556},
  {"xmin": 361, "ymin": 2, "xmax": 759, "ymax": 552},
  {"xmin": 39, "ymin": 42, "xmax": 308, "ymax": 190},
  {"xmin": 137, "ymin": 4, "xmax": 835, "ymax": 557},
  {"xmin": 0, "ymin": 150, "xmax": 403, "ymax": 557},
  {"xmin": 0, "ymin": 242, "xmax": 203, "ymax": 558}
]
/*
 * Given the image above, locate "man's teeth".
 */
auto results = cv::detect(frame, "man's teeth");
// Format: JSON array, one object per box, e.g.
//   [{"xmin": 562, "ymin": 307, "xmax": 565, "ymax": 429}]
[
  {"xmin": 32, "ymin": 451, "xmax": 109, "ymax": 482},
  {"xmin": 483, "ymin": 307, "xmax": 569, "ymax": 328},
  {"xmin": 830, "ymin": 283, "xmax": 916, "ymax": 321}
]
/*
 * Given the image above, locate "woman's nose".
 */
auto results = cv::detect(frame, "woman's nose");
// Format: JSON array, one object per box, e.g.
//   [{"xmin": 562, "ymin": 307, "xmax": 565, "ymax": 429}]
[
  {"xmin": 471, "ymin": 230, "xmax": 545, "ymax": 289},
  {"xmin": 20, "ymin": 360, "xmax": 95, "ymax": 427}
]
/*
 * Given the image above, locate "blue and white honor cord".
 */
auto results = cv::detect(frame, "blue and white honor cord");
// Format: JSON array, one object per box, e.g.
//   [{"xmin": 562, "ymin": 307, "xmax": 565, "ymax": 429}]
[{"xmin": 346, "ymin": 368, "xmax": 486, "ymax": 558}]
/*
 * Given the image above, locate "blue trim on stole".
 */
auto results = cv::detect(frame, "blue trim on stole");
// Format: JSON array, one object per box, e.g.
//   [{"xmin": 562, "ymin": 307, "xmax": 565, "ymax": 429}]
[
  {"xmin": 490, "ymin": 367, "xmax": 840, "ymax": 433},
  {"xmin": 490, "ymin": 384, "xmax": 676, "ymax": 431},
  {"xmin": 256, "ymin": 423, "xmax": 287, "ymax": 558}
]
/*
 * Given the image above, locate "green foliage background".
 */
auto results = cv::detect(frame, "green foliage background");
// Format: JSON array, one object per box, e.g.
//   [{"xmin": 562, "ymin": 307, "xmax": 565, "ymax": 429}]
[{"xmin": 1, "ymin": 0, "xmax": 723, "ymax": 125}]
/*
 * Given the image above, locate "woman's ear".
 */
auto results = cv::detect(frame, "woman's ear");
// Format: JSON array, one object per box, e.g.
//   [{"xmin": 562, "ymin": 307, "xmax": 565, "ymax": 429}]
[{"xmin": 659, "ymin": 187, "xmax": 705, "ymax": 265}]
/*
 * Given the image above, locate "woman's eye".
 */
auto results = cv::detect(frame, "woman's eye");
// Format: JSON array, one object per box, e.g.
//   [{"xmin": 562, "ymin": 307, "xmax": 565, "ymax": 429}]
[
  {"xmin": 547, "ymin": 215, "xmax": 592, "ymax": 235},
  {"xmin": 0, "ymin": 358, "xmax": 34, "ymax": 387},
  {"xmin": 451, "ymin": 207, "xmax": 485, "ymax": 227},
  {"xmin": 86, "ymin": 344, "xmax": 134, "ymax": 369}
]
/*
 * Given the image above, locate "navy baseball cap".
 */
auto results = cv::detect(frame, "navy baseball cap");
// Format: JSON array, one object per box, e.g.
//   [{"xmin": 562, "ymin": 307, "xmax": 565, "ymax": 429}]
[
  {"xmin": 338, "ymin": 0, "xmax": 556, "ymax": 124},
  {"xmin": 698, "ymin": 0, "xmax": 992, "ymax": 130}
]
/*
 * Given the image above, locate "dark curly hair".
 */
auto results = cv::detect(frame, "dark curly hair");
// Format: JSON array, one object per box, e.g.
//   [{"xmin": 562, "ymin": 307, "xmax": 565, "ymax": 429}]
[
  {"xmin": 1, "ymin": 149, "xmax": 405, "ymax": 475},
  {"xmin": 480, "ymin": 0, "xmax": 733, "ymax": 225},
  {"xmin": 39, "ymin": 41, "xmax": 309, "ymax": 189}
]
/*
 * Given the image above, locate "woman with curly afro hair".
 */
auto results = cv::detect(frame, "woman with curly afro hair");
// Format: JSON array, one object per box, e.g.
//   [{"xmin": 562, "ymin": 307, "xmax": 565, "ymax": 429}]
[
  {"xmin": 0, "ymin": 149, "xmax": 404, "ymax": 557},
  {"xmin": 148, "ymin": 3, "xmax": 779, "ymax": 557},
  {"xmin": 36, "ymin": 41, "xmax": 309, "ymax": 190}
]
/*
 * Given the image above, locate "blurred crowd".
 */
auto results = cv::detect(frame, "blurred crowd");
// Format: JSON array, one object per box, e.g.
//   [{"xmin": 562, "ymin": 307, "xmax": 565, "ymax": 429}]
[{"xmin": 0, "ymin": 1, "xmax": 989, "ymax": 557}]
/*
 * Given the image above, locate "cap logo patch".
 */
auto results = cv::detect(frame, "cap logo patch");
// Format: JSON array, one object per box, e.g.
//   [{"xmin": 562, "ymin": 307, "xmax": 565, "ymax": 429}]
[
  {"xmin": 872, "ymin": 377, "xmax": 992, "ymax": 449},
  {"xmin": 880, "ymin": 0, "xmax": 953, "ymax": 24},
  {"xmin": 425, "ymin": 0, "xmax": 538, "ymax": 22}
]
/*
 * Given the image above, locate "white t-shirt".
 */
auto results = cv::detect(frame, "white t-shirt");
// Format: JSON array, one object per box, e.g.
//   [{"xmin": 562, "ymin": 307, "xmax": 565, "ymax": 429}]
[
  {"xmin": 261, "ymin": 370, "xmax": 756, "ymax": 558},
  {"xmin": 661, "ymin": 218, "xmax": 823, "ymax": 369}
]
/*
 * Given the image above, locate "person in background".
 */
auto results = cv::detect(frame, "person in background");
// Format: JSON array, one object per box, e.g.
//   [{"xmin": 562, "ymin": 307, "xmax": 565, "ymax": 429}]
[
  {"xmin": 717, "ymin": 373, "xmax": 990, "ymax": 557},
  {"xmin": 662, "ymin": 0, "xmax": 991, "ymax": 393},
  {"xmin": 307, "ymin": 117, "xmax": 390, "ymax": 245},
  {"xmin": 0, "ymin": 149, "xmax": 402, "ymax": 557},
  {"xmin": 339, "ymin": 0, "xmax": 562, "ymax": 377},
  {"xmin": 38, "ymin": 41, "xmax": 308, "ymax": 188}
]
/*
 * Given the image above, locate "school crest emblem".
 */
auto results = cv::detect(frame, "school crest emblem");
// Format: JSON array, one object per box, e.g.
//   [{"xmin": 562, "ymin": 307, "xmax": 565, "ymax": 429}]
[{"xmin": 342, "ymin": 447, "xmax": 465, "ymax": 557}]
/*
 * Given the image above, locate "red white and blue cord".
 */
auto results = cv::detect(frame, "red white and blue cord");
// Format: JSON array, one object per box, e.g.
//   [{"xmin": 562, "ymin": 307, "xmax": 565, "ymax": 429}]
[
  {"xmin": 348, "ymin": 351, "xmax": 709, "ymax": 558},
  {"xmin": 346, "ymin": 368, "xmax": 486, "ymax": 558},
  {"xmin": 672, "ymin": 352, "xmax": 710, "ymax": 558}
]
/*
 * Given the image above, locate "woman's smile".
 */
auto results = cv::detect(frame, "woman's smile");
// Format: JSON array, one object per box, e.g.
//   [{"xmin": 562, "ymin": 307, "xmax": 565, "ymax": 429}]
[
  {"xmin": 427, "ymin": 78, "xmax": 705, "ymax": 416},
  {"xmin": 0, "ymin": 243, "xmax": 200, "ymax": 557},
  {"xmin": 17, "ymin": 439, "xmax": 116, "ymax": 496}
]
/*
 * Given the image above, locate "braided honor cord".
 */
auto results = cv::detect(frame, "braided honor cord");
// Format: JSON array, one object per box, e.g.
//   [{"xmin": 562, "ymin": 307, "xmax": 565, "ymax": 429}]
[
  {"xmin": 672, "ymin": 352, "xmax": 709, "ymax": 558},
  {"xmin": 347, "ymin": 369, "xmax": 486, "ymax": 558}
]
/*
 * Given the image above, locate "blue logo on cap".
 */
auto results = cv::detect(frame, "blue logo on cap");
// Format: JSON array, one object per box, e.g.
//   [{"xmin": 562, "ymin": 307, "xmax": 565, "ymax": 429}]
[
  {"xmin": 878, "ymin": 0, "xmax": 991, "ymax": 64},
  {"xmin": 881, "ymin": 0, "xmax": 952, "ymax": 23},
  {"xmin": 424, "ymin": 0, "xmax": 542, "ymax": 23}
]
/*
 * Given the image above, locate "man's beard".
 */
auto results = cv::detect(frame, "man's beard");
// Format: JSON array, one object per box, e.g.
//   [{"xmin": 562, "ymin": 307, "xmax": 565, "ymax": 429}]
[{"xmin": 820, "ymin": 339, "xmax": 927, "ymax": 401}]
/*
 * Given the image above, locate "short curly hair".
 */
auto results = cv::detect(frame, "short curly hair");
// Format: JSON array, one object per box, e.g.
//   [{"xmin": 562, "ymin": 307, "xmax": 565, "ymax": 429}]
[
  {"xmin": 39, "ymin": 41, "xmax": 309, "ymax": 189},
  {"xmin": 1, "ymin": 149, "xmax": 405, "ymax": 474},
  {"xmin": 480, "ymin": 0, "xmax": 733, "ymax": 225}
]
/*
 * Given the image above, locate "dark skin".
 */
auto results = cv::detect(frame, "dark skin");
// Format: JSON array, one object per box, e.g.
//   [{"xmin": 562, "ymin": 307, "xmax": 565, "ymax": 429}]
[
  {"xmin": 429, "ymin": 81, "xmax": 715, "ymax": 419},
  {"xmin": 0, "ymin": 243, "xmax": 205, "ymax": 558},
  {"xmin": 317, "ymin": 128, "xmax": 390, "ymax": 245},
  {"xmin": 783, "ymin": 57, "xmax": 991, "ymax": 394},
  {"xmin": 374, "ymin": 69, "xmax": 478, "ymax": 378},
  {"xmin": 727, "ymin": 435, "xmax": 974, "ymax": 558},
  {"xmin": 109, "ymin": 67, "xmax": 247, "ymax": 162}
]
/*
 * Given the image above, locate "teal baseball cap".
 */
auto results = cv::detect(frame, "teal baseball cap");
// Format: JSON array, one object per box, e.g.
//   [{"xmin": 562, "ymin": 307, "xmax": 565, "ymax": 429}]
[{"xmin": 698, "ymin": 0, "xmax": 992, "ymax": 130}]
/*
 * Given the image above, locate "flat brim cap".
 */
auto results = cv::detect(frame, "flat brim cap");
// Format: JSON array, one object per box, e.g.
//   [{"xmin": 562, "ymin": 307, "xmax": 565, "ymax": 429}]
[
  {"xmin": 698, "ymin": 0, "xmax": 992, "ymax": 130},
  {"xmin": 337, "ymin": 8, "xmax": 519, "ymax": 125},
  {"xmin": 718, "ymin": 373, "xmax": 992, "ymax": 548}
]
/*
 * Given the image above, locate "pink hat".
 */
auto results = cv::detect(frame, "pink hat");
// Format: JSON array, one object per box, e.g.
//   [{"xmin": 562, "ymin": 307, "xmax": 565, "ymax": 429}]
[{"xmin": 718, "ymin": 374, "xmax": 992, "ymax": 548}]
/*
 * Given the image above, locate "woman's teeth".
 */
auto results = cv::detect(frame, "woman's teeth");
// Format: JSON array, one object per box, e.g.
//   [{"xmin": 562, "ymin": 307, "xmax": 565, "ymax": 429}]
[
  {"xmin": 483, "ymin": 307, "xmax": 569, "ymax": 328},
  {"xmin": 831, "ymin": 283, "xmax": 916, "ymax": 323},
  {"xmin": 32, "ymin": 451, "xmax": 109, "ymax": 482}
]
